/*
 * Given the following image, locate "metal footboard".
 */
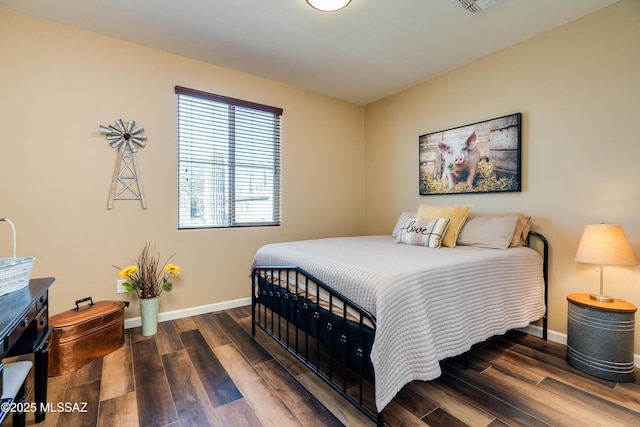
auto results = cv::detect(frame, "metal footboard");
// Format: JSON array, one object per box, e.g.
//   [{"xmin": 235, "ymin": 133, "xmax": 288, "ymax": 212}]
[{"xmin": 251, "ymin": 266, "xmax": 381, "ymax": 425}]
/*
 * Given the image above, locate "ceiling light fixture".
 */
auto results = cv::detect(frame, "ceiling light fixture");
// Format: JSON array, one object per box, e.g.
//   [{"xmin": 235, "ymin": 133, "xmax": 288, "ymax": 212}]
[
  {"xmin": 457, "ymin": 0, "xmax": 498, "ymax": 13},
  {"xmin": 306, "ymin": 0, "xmax": 351, "ymax": 12}
]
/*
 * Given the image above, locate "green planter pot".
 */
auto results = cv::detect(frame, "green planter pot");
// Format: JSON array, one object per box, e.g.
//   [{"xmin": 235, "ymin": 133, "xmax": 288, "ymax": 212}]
[{"xmin": 139, "ymin": 296, "xmax": 160, "ymax": 336}]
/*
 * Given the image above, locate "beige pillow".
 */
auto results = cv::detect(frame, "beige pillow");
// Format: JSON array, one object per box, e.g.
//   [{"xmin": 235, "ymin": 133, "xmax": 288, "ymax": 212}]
[
  {"xmin": 467, "ymin": 213, "xmax": 531, "ymax": 246},
  {"xmin": 417, "ymin": 204, "xmax": 472, "ymax": 248},
  {"xmin": 457, "ymin": 215, "xmax": 519, "ymax": 249},
  {"xmin": 513, "ymin": 214, "xmax": 532, "ymax": 246}
]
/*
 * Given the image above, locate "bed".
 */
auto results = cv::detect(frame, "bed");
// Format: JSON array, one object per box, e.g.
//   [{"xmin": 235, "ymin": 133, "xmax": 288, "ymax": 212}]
[{"xmin": 251, "ymin": 208, "xmax": 548, "ymax": 426}]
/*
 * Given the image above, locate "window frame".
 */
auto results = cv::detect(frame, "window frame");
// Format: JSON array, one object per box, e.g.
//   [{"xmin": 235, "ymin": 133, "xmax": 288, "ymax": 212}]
[{"xmin": 175, "ymin": 86, "xmax": 282, "ymax": 229}]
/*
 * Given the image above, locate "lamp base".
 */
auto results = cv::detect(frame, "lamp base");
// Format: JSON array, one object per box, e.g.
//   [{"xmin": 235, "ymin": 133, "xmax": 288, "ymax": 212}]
[{"xmin": 590, "ymin": 294, "xmax": 614, "ymax": 303}]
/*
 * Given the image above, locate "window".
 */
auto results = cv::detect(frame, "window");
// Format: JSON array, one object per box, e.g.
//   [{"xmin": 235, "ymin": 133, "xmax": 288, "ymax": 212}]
[{"xmin": 175, "ymin": 86, "xmax": 282, "ymax": 229}]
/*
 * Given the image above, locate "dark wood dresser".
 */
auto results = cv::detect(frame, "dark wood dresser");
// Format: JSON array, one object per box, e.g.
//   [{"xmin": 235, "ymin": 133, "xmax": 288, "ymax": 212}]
[{"xmin": 0, "ymin": 277, "xmax": 54, "ymax": 423}]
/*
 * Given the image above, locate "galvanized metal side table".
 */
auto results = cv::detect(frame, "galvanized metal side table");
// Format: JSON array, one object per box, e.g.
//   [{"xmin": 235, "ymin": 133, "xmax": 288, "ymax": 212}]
[{"xmin": 566, "ymin": 293, "xmax": 636, "ymax": 382}]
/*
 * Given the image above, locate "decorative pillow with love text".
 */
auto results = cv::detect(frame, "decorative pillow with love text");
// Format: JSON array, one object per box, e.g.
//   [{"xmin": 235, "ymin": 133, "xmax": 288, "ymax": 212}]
[{"xmin": 396, "ymin": 217, "xmax": 451, "ymax": 248}]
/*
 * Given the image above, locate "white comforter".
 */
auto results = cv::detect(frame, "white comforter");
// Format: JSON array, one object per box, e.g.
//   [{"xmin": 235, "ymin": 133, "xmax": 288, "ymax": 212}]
[{"xmin": 252, "ymin": 235, "xmax": 545, "ymax": 411}]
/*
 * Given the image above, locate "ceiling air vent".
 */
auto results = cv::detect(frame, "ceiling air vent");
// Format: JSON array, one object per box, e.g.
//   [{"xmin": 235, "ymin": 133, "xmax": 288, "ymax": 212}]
[{"xmin": 457, "ymin": 0, "xmax": 498, "ymax": 13}]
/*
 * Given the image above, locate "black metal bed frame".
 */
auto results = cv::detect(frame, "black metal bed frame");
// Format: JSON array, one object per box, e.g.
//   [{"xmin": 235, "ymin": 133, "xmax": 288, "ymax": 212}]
[{"xmin": 251, "ymin": 231, "xmax": 548, "ymax": 426}]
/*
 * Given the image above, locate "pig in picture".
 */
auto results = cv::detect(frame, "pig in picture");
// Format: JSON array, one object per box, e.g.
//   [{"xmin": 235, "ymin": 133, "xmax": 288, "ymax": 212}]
[
  {"xmin": 418, "ymin": 113, "xmax": 521, "ymax": 195},
  {"xmin": 439, "ymin": 130, "xmax": 479, "ymax": 189}
]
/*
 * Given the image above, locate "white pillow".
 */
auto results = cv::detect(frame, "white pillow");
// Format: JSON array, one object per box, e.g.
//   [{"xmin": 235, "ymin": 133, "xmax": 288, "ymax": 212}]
[
  {"xmin": 465, "ymin": 212, "xmax": 531, "ymax": 246},
  {"xmin": 392, "ymin": 210, "xmax": 417, "ymax": 238},
  {"xmin": 456, "ymin": 215, "xmax": 519, "ymax": 249},
  {"xmin": 396, "ymin": 217, "xmax": 451, "ymax": 248}
]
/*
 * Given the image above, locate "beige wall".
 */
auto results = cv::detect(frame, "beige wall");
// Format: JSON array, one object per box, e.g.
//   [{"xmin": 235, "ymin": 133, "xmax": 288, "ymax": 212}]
[
  {"xmin": 2, "ymin": 1, "xmax": 640, "ymax": 352},
  {"xmin": 0, "ymin": 9, "xmax": 365, "ymax": 318},
  {"xmin": 364, "ymin": 0, "xmax": 640, "ymax": 351}
]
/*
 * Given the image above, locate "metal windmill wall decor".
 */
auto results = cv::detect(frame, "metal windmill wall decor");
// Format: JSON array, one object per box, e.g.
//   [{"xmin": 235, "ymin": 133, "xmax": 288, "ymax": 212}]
[{"xmin": 99, "ymin": 119, "xmax": 148, "ymax": 209}]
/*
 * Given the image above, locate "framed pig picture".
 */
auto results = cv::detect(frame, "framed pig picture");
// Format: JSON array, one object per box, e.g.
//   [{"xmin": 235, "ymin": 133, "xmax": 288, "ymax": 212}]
[{"xmin": 419, "ymin": 113, "xmax": 522, "ymax": 195}]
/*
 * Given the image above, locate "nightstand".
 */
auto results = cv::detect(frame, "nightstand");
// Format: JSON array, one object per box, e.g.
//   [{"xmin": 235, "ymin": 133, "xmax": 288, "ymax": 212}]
[{"xmin": 566, "ymin": 293, "xmax": 636, "ymax": 382}]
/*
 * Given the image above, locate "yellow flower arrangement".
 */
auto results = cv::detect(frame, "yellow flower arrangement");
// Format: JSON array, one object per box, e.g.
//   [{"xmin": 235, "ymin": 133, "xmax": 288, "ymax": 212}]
[{"xmin": 116, "ymin": 243, "xmax": 181, "ymax": 299}]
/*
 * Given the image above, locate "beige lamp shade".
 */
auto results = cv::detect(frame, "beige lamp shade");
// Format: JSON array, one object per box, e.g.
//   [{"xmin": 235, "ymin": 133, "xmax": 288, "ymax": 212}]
[
  {"xmin": 575, "ymin": 224, "xmax": 638, "ymax": 266},
  {"xmin": 575, "ymin": 223, "xmax": 637, "ymax": 302}
]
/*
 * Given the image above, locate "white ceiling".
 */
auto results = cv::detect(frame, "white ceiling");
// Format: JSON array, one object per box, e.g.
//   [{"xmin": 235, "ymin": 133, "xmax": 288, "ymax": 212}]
[{"xmin": 0, "ymin": 0, "xmax": 619, "ymax": 105}]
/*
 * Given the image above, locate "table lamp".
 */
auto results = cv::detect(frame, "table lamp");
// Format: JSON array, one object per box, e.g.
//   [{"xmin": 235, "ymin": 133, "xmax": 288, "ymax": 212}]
[{"xmin": 575, "ymin": 223, "xmax": 638, "ymax": 303}]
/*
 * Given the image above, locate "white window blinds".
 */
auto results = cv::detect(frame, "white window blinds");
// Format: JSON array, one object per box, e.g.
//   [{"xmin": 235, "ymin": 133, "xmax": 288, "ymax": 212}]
[{"xmin": 176, "ymin": 86, "xmax": 282, "ymax": 229}]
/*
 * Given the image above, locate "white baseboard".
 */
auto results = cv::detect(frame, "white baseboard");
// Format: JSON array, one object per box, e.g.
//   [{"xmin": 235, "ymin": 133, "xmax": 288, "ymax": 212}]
[
  {"xmin": 123, "ymin": 297, "xmax": 252, "ymax": 330},
  {"xmin": 517, "ymin": 324, "xmax": 567, "ymax": 344},
  {"xmin": 126, "ymin": 302, "xmax": 640, "ymax": 369},
  {"xmin": 518, "ymin": 324, "xmax": 640, "ymax": 368}
]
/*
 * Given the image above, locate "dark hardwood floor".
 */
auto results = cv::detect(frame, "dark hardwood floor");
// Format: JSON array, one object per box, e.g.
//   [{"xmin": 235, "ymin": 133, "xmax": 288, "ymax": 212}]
[{"xmin": 5, "ymin": 305, "xmax": 640, "ymax": 426}]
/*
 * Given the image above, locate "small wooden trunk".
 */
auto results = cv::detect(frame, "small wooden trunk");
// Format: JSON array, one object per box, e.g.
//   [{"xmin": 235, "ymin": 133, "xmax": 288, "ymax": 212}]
[{"xmin": 48, "ymin": 297, "xmax": 128, "ymax": 376}]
